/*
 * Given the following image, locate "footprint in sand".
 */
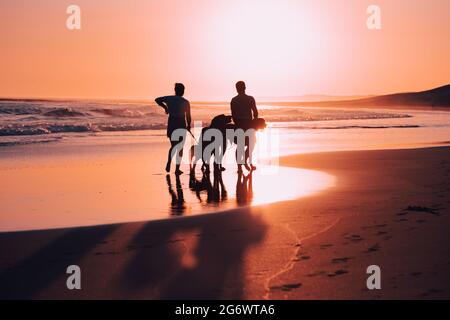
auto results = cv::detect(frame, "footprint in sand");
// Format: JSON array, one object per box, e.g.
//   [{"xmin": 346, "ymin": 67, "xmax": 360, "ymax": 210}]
[
  {"xmin": 306, "ymin": 271, "xmax": 327, "ymax": 277},
  {"xmin": 365, "ymin": 243, "xmax": 380, "ymax": 253},
  {"xmin": 401, "ymin": 206, "xmax": 440, "ymax": 216},
  {"xmin": 293, "ymin": 255, "xmax": 311, "ymax": 262},
  {"xmin": 320, "ymin": 244, "xmax": 333, "ymax": 249},
  {"xmin": 331, "ymin": 257, "xmax": 352, "ymax": 264},
  {"xmin": 327, "ymin": 269, "xmax": 349, "ymax": 277},
  {"xmin": 345, "ymin": 234, "xmax": 364, "ymax": 243},
  {"xmin": 270, "ymin": 283, "xmax": 302, "ymax": 292},
  {"xmin": 361, "ymin": 224, "xmax": 387, "ymax": 230}
]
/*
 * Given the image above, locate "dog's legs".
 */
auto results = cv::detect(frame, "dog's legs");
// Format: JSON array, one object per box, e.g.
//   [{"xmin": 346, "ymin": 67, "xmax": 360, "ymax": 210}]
[
  {"xmin": 202, "ymin": 161, "xmax": 209, "ymax": 173},
  {"xmin": 190, "ymin": 145, "xmax": 199, "ymax": 172},
  {"xmin": 189, "ymin": 145, "xmax": 194, "ymax": 170}
]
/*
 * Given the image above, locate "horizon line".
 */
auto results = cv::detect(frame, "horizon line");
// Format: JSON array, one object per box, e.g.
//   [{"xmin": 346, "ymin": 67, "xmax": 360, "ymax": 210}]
[{"xmin": 0, "ymin": 83, "xmax": 448, "ymax": 105}]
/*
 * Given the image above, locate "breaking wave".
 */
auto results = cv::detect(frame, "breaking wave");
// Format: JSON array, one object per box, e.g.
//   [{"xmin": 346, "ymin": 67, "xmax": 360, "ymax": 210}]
[{"xmin": 0, "ymin": 99, "xmax": 415, "ymax": 141}]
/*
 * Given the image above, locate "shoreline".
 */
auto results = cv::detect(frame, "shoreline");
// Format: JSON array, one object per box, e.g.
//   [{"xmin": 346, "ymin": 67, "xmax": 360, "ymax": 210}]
[
  {"xmin": 1, "ymin": 146, "xmax": 449, "ymax": 299},
  {"xmin": 0, "ymin": 143, "xmax": 447, "ymax": 235}
]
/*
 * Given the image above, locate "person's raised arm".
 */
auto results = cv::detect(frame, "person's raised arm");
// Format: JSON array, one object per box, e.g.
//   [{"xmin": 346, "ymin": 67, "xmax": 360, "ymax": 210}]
[
  {"xmin": 155, "ymin": 96, "xmax": 169, "ymax": 114},
  {"xmin": 251, "ymin": 97, "xmax": 259, "ymax": 119},
  {"xmin": 186, "ymin": 101, "xmax": 192, "ymax": 130}
]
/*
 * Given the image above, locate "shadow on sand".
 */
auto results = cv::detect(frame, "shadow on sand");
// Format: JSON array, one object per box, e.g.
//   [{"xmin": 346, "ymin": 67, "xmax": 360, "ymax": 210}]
[
  {"xmin": 0, "ymin": 225, "xmax": 118, "ymax": 299},
  {"xmin": 118, "ymin": 168, "xmax": 266, "ymax": 299},
  {"xmin": 0, "ymin": 169, "xmax": 267, "ymax": 299}
]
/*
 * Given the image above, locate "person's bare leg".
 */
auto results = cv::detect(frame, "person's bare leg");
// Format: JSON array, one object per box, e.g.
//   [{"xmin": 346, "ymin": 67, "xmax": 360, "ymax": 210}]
[
  {"xmin": 248, "ymin": 132, "xmax": 257, "ymax": 171},
  {"xmin": 166, "ymin": 144, "xmax": 174, "ymax": 173},
  {"xmin": 175, "ymin": 144, "xmax": 184, "ymax": 175},
  {"xmin": 236, "ymin": 148, "xmax": 245, "ymax": 173},
  {"xmin": 244, "ymin": 140, "xmax": 251, "ymax": 171}
]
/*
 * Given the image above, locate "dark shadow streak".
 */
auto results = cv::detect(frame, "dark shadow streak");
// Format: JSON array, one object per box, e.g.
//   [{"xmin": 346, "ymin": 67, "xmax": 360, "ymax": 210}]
[
  {"xmin": 117, "ymin": 207, "xmax": 267, "ymax": 299},
  {"xmin": 0, "ymin": 225, "xmax": 118, "ymax": 299},
  {"xmin": 118, "ymin": 170, "xmax": 266, "ymax": 299}
]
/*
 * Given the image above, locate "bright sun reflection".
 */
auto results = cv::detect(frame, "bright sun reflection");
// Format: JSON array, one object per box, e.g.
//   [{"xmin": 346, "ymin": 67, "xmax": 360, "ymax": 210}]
[{"xmin": 219, "ymin": 165, "xmax": 335, "ymax": 206}]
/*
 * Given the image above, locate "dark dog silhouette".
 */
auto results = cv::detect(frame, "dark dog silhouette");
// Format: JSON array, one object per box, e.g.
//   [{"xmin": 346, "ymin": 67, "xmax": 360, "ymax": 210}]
[
  {"xmin": 190, "ymin": 114, "xmax": 234, "ymax": 172},
  {"xmin": 190, "ymin": 115, "xmax": 267, "ymax": 172}
]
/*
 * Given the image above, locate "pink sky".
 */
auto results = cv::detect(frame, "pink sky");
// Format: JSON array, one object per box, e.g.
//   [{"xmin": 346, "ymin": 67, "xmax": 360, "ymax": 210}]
[{"xmin": 0, "ymin": 0, "xmax": 449, "ymax": 100}]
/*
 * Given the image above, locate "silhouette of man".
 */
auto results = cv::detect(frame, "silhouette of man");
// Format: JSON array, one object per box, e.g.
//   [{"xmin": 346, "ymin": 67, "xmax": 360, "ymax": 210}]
[
  {"xmin": 156, "ymin": 83, "xmax": 192, "ymax": 175},
  {"xmin": 230, "ymin": 81, "xmax": 258, "ymax": 172},
  {"xmin": 236, "ymin": 171, "xmax": 253, "ymax": 206}
]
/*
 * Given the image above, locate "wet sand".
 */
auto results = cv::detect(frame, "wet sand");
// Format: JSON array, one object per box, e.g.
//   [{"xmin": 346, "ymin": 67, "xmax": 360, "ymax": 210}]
[
  {"xmin": 1, "ymin": 146, "xmax": 450, "ymax": 299},
  {"xmin": 0, "ymin": 138, "xmax": 333, "ymax": 232}
]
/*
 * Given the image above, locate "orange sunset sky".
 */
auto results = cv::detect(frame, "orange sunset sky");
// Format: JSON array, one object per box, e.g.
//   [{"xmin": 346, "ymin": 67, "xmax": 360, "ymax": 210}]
[{"xmin": 0, "ymin": 0, "xmax": 449, "ymax": 101}]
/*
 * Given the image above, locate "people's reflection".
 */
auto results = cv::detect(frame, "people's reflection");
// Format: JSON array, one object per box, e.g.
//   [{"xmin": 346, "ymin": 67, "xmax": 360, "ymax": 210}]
[
  {"xmin": 213, "ymin": 165, "xmax": 228, "ymax": 202},
  {"xmin": 236, "ymin": 171, "xmax": 253, "ymax": 206},
  {"xmin": 166, "ymin": 174, "xmax": 186, "ymax": 215},
  {"xmin": 189, "ymin": 166, "xmax": 227, "ymax": 204}
]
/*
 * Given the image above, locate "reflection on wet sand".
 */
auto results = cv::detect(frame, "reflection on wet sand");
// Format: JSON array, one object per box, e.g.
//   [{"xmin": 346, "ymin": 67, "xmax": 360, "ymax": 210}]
[
  {"xmin": 166, "ymin": 174, "xmax": 185, "ymax": 215},
  {"xmin": 165, "ymin": 165, "xmax": 334, "ymax": 216},
  {"xmin": 167, "ymin": 168, "xmax": 263, "ymax": 215},
  {"xmin": 188, "ymin": 167, "xmax": 228, "ymax": 205},
  {"xmin": 0, "ymin": 147, "xmax": 333, "ymax": 232},
  {"xmin": 236, "ymin": 172, "xmax": 253, "ymax": 206},
  {"xmin": 169, "ymin": 167, "xmax": 259, "ymax": 215}
]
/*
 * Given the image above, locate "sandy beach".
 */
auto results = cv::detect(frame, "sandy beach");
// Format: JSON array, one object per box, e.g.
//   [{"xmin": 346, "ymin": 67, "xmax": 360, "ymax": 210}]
[
  {"xmin": 1, "ymin": 145, "xmax": 449, "ymax": 299},
  {"xmin": 1, "ymin": 0, "xmax": 450, "ymax": 306}
]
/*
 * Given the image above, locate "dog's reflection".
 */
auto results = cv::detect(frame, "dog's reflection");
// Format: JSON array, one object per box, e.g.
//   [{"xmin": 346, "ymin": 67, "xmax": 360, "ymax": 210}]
[
  {"xmin": 166, "ymin": 174, "xmax": 186, "ymax": 215},
  {"xmin": 189, "ymin": 165, "xmax": 228, "ymax": 204},
  {"xmin": 168, "ymin": 166, "xmax": 255, "ymax": 215},
  {"xmin": 189, "ymin": 166, "xmax": 253, "ymax": 207},
  {"xmin": 236, "ymin": 171, "xmax": 253, "ymax": 206}
]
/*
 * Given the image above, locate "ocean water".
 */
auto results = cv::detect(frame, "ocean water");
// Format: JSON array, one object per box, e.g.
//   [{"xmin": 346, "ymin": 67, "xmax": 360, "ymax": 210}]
[
  {"xmin": 0, "ymin": 99, "xmax": 167, "ymax": 146},
  {"xmin": 0, "ymin": 98, "xmax": 426, "ymax": 146}
]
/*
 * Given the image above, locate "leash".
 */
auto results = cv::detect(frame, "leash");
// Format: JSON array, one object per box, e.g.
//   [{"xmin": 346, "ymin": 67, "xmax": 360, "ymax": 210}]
[{"xmin": 188, "ymin": 128, "xmax": 198, "ymax": 144}]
